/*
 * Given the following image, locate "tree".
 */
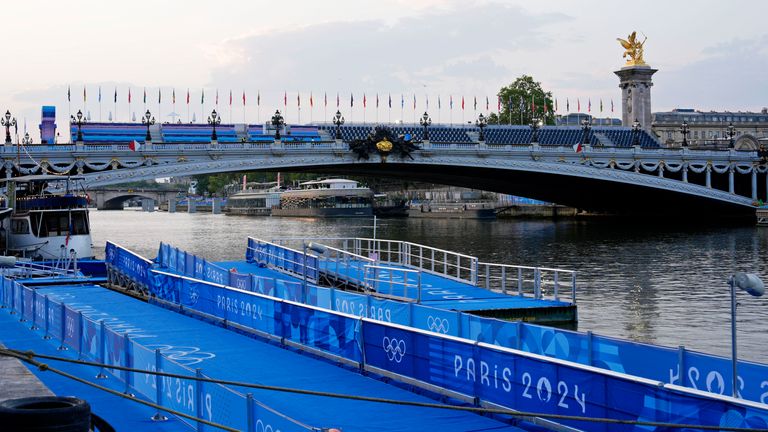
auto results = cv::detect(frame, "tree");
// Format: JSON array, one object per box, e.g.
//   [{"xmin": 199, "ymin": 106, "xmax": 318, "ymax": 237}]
[{"xmin": 496, "ymin": 75, "xmax": 555, "ymax": 126}]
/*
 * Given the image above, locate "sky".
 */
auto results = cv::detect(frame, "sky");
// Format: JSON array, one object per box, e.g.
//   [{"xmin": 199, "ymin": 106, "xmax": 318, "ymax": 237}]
[{"xmin": 2, "ymin": 0, "xmax": 767, "ymax": 132}]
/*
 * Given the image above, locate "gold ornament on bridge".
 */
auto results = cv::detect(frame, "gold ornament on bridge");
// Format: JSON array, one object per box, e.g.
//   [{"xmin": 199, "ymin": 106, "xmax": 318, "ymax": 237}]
[
  {"xmin": 376, "ymin": 139, "xmax": 393, "ymax": 153},
  {"xmin": 617, "ymin": 31, "xmax": 647, "ymax": 66}
]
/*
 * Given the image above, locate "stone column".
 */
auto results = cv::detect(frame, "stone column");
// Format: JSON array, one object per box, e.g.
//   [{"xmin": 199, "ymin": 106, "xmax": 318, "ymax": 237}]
[
  {"xmin": 728, "ymin": 168, "xmax": 735, "ymax": 194},
  {"xmin": 706, "ymin": 166, "xmax": 712, "ymax": 188},
  {"xmin": 614, "ymin": 65, "xmax": 657, "ymax": 130},
  {"xmin": 682, "ymin": 166, "xmax": 688, "ymax": 183},
  {"xmin": 752, "ymin": 169, "xmax": 758, "ymax": 200}
]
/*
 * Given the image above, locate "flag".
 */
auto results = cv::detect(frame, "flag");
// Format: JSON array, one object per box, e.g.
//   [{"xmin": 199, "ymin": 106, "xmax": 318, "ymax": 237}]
[
  {"xmin": 438, "ymin": 95, "xmax": 441, "ymax": 110},
  {"xmin": 426, "ymin": 95, "xmax": 429, "ymax": 110},
  {"xmin": 158, "ymin": 89, "xmax": 162, "ymax": 104},
  {"xmin": 129, "ymin": 139, "xmax": 141, "ymax": 151},
  {"xmin": 283, "ymin": 91, "xmax": 287, "ymax": 107},
  {"xmin": 555, "ymin": 99, "xmax": 558, "ymax": 112},
  {"xmin": 172, "ymin": 89, "xmax": 176, "ymax": 104},
  {"xmin": 67, "ymin": 86, "xmax": 71, "ymax": 102},
  {"xmin": 400, "ymin": 94, "xmax": 404, "ymax": 109},
  {"xmin": 297, "ymin": 93, "xmax": 300, "ymax": 107},
  {"xmin": 350, "ymin": 93, "xmax": 354, "ymax": 107},
  {"xmin": 599, "ymin": 99, "xmax": 603, "ymax": 113},
  {"xmin": 566, "ymin": 98, "xmax": 570, "ymax": 112},
  {"xmin": 588, "ymin": 98, "xmax": 591, "ymax": 113},
  {"xmin": 486, "ymin": 96, "xmax": 489, "ymax": 111},
  {"xmin": 577, "ymin": 98, "xmax": 580, "ymax": 112},
  {"xmin": 449, "ymin": 95, "xmax": 453, "ymax": 110},
  {"xmin": 461, "ymin": 96, "xmax": 464, "ymax": 110},
  {"xmin": 473, "ymin": 96, "xmax": 477, "ymax": 111},
  {"xmin": 324, "ymin": 92, "xmax": 327, "ymax": 107},
  {"xmin": 114, "ymin": 89, "xmax": 117, "ymax": 103},
  {"xmin": 497, "ymin": 95, "xmax": 501, "ymax": 112},
  {"xmin": 186, "ymin": 89, "xmax": 190, "ymax": 104},
  {"xmin": 336, "ymin": 92, "xmax": 339, "ymax": 108},
  {"xmin": 611, "ymin": 99, "xmax": 614, "ymax": 113},
  {"xmin": 229, "ymin": 90, "xmax": 232, "ymax": 106},
  {"xmin": 412, "ymin": 94, "xmax": 416, "ymax": 110},
  {"xmin": 519, "ymin": 96, "xmax": 524, "ymax": 111},
  {"xmin": 98, "ymin": 86, "xmax": 101, "ymax": 102},
  {"xmin": 310, "ymin": 92, "xmax": 314, "ymax": 108},
  {"xmin": 128, "ymin": 88, "xmax": 132, "ymax": 104},
  {"xmin": 376, "ymin": 93, "xmax": 379, "ymax": 108},
  {"xmin": 363, "ymin": 93, "xmax": 366, "ymax": 108},
  {"xmin": 572, "ymin": 142, "xmax": 583, "ymax": 153},
  {"xmin": 388, "ymin": 94, "xmax": 392, "ymax": 108},
  {"xmin": 143, "ymin": 88, "xmax": 146, "ymax": 104},
  {"xmin": 201, "ymin": 89, "xmax": 205, "ymax": 104},
  {"xmin": 83, "ymin": 86, "xmax": 87, "ymax": 102}
]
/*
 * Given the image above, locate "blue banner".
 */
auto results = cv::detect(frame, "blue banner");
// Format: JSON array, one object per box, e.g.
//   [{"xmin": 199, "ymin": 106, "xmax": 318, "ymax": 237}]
[{"xmin": 107, "ymin": 241, "xmax": 152, "ymax": 288}]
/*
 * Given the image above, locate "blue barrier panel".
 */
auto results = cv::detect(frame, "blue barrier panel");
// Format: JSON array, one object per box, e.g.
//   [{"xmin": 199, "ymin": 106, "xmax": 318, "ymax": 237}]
[
  {"xmin": 48, "ymin": 299, "xmax": 63, "ymax": 341},
  {"xmin": 104, "ymin": 327, "xmax": 127, "ymax": 381},
  {"xmin": 194, "ymin": 257, "xmax": 206, "ymax": 280},
  {"xmin": 458, "ymin": 314, "xmax": 520, "ymax": 347},
  {"xmin": 186, "ymin": 253, "xmax": 196, "ymax": 278},
  {"xmin": 331, "ymin": 290, "xmax": 368, "ymax": 317},
  {"xmin": 204, "ymin": 262, "xmax": 228, "ymax": 286},
  {"xmin": 130, "ymin": 342, "xmax": 159, "ymax": 403},
  {"xmin": 107, "ymin": 241, "xmax": 152, "ymax": 287},
  {"xmin": 201, "ymin": 378, "xmax": 247, "ymax": 431},
  {"xmin": 159, "ymin": 358, "xmax": 200, "ymax": 428},
  {"xmin": 369, "ymin": 297, "xmax": 410, "ymax": 326},
  {"xmin": 22, "ymin": 286, "xmax": 34, "ymax": 321},
  {"xmin": 247, "ymin": 239, "xmax": 319, "ymax": 281},
  {"xmin": 275, "ymin": 280, "xmax": 303, "ymax": 303},
  {"xmin": 13, "ymin": 281, "xmax": 22, "ymax": 312},
  {"xmin": 251, "ymin": 396, "xmax": 314, "ymax": 432},
  {"xmin": 245, "ymin": 238, "xmax": 255, "ymax": 262},
  {"xmin": 683, "ymin": 350, "xmax": 768, "ymax": 402},
  {"xmin": 521, "ymin": 323, "xmax": 588, "ymax": 364},
  {"xmin": 411, "ymin": 304, "xmax": 459, "ymax": 337},
  {"xmin": 34, "ymin": 292, "xmax": 45, "ymax": 328},
  {"xmin": 177, "ymin": 249, "xmax": 187, "ymax": 275},
  {"xmin": 81, "ymin": 317, "xmax": 101, "ymax": 359},
  {"xmin": 251, "ymin": 275, "xmax": 276, "ymax": 297},
  {"xmin": 229, "ymin": 272, "xmax": 251, "ymax": 292},
  {"xmin": 63, "ymin": 307, "xmax": 81, "ymax": 350},
  {"xmin": 279, "ymin": 301, "xmax": 362, "ymax": 363},
  {"xmin": 592, "ymin": 334, "xmax": 678, "ymax": 379}
]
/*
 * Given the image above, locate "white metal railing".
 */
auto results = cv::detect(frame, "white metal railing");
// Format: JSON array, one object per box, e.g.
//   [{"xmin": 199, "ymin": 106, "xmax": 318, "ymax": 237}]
[
  {"xmin": 476, "ymin": 262, "xmax": 576, "ymax": 303},
  {"xmin": 246, "ymin": 237, "xmax": 319, "ymax": 283},
  {"xmin": 363, "ymin": 265, "xmax": 422, "ymax": 303},
  {"xmin": 270, "ymin": 237, "xmax": 576, "ymax": 303},
  {"xmin": 314, "ymin": 244, "xmax": 374, "ymax": 287}
]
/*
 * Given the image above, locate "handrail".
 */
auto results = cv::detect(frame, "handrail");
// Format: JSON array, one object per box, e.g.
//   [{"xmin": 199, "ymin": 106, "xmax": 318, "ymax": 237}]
[
  {"xmin": 477, "ymin": 262, "xmax": 577, "ymax": 303},
  {"xmin": 363, "ymin": 264, "xmax": 422, "ymax": 303}
]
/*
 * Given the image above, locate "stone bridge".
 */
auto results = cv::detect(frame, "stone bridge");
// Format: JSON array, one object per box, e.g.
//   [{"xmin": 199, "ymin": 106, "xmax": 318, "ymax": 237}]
[{"xmin": 90, "ymin": 188, "xmax": 184, "ymax": 210}]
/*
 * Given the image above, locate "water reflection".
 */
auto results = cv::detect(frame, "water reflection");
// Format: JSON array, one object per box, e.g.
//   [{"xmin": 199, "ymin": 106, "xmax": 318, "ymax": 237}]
[{"xmin": 91, "ymin": 210, "xmax": 768, "ymax": 362}]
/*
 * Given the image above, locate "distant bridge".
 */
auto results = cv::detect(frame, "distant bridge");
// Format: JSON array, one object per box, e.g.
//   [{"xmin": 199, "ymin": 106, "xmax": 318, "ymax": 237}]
[
  {"xmin": 90, "ymin": 188, "xmax": 184, "ymax": 210},
  {"xmin": 6, "ymin": 124, "xmax": 768, "ymax": 218}
]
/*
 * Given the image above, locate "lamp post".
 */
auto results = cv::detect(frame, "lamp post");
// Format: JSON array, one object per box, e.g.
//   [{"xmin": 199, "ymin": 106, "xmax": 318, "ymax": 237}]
[
  {"xmin": 530, "ymin": 116, "xmax": 541, "ymax": 144},
  {"xmin": 680, "ymin": 121, "xmax": 690, "ymax": 147},
  {"xmin": 332, "ymin": 110, "xmax": 345, "ymax": 140},
  {"xmin": 208, "ymin": 109, "xmax": 221, "ymax": 141},
  {"xmin": 728, "ymin": 273, "xmax": 765, "ymax": 398},
  {"xmin": 21, "ymin": 132, "xmax": 32, "ymax": 145},
  {"xmin": 759, "ymin": 143, "xmax": 768, "ymax": 164},
  {"xmin": 419, "ymin": 112, "xmax": 432, "ymax": 141},
  {"xmin": 141, "ymin": 110, "xmax": 155, "ymax": 142},
  {"xmin": 271, "ymin": 110, "xmax": 285, "ymax": 140},
  {"xmin": 632, "ymin": 118, "xmax": 641, "ymax": 147},
  {"xmin": 727, "ymin": 122, "xmax": 736, "ymax": 149},
  {"xmin": 581, "ymin": 119, "xmax": 592, "ymax": 145},
  {"xmin": 2, "ymin": 110, "xmax": 17, "ymax": 144},
  {"xmin": 476, "ymin": 113, "xmax": 487, "ymax": 142},
  {"xmin": 70, "ymin": 110, "xmax": 86, "ymax": 143}
]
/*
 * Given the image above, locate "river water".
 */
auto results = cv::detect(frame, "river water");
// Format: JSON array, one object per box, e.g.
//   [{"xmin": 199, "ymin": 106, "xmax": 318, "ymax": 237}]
[{"xmin": 90, "ymin": 210, "xmax": 768, "ymax": 362}]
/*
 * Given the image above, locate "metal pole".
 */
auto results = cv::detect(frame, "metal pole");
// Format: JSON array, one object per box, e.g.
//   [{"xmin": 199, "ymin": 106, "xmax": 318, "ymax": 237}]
[
  {"xmin": 30, "ymin": 289, "xmax": 38, "ymax": 329},
  {"xmin": 246, "ymin": 393, "xmax": 255, "ymax": 432},
  {"xmin": 151, "ymin": 348, "xmax": 168, "ymax": 421},
  {"xmin": 302, "ymin": 243, "xmax": 308, "ymax": 304},
  {"xmin": 96, "ymin": 320, "xmax": 108, "ymax": 378},
  {"xmin": 124, "ymin": 334, "xmax": 134, "ymax": 396},
  {"xmin": 58, "ymin": 302, "xmax": 67, "ymax": 350},
  {"xmin": 730, "ymin": 278, "xmax": 739, "ymax": 398},
  {"xmin": 43, "ymin": 295, "xmax": 51, "ymax": 339}
]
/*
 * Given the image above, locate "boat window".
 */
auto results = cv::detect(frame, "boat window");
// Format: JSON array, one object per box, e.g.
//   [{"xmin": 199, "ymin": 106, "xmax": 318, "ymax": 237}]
[
  {"xmin": 11, "ymin": 219, "xmax": 29, "ymax": 234},
  {"xmin": 35, "ymin": 211, "xmax": 89, "ymax": 237}
]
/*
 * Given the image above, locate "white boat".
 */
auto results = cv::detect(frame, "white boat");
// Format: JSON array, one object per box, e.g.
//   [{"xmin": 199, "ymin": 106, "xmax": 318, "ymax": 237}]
[
  {"xmin": 0, "ymin": 175, "xmax": 93, "ymax": 260},
  {"xmin": 272, "ymin": 178, "xmax": 374, "ymax": 218}
]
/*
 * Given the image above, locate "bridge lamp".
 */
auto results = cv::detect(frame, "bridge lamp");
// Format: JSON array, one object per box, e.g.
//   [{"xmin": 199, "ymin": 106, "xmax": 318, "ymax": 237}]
[
  {"xmin": 728, "ymin": 272, "xmax": 764, "ymax": 398},
  {"xmin": 141, "ymin": 110, "xmax": 155, "ymax": 142},
  {"xmin": 302, "ymin": 242, "xmax": 327, "ymax": 303},
  {"xmin": 632, "ymin": 118, "xmax": 641, "ymax": 147},
  {"xmin": 530, "ymin": 116, "xmax": 541, "ymax": 144},
  {"xmin": 680, "ymin": 121, "xmax": 690, "ymax": 148},
  {"xmin": 271, "ymin": 110, "xmax": 285, "ymax": 140},
  {"xmin": 419, "ymin": 112, "xmax": 432, "ymax": 140},
  {"xmin": 475, "ymin": 113, "xmax": 487, "ymax": 142},
  {"xmin": 2, "ymin": 110, "xmax": 17, "ymax": 144},
  {"xmin": 70, "ymin": 110, "xmax": 86, "ymax": 143},
  {"xmin": 580, "ymin": 119, "xmax": 591, "ymax": 145},
  {"xmin": 759, "ymin": 143, "xmax": 768, "ymax": 164},
  {"xmin": 332, "ymin": 110, "xmax": 345, "ymax": 140},
  {"xmin": 727, "ymin": 122, "xmax": 736, "ymax": 149},
  {"xmin": 21, "ymin": 132, "xmax": 32, "ymax": 145},
  {"xmin": 208, "ymin": 109, "xmax": 221, "ymax": 141}
]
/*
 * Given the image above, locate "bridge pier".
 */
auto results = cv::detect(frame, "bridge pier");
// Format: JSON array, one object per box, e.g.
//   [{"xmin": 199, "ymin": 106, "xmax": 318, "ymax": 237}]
[
  {"xmin": 212, "ymin": 198, "xmax": 222, "ymax": 215},
  {"xmin": 188, "ymin": 200, "xmax": 196, "ymax": 213},
  {"xmin": 141, "ymin": 198, "xmax": 155, "ymax": 212},
  {"xmin": 168, "ymin": 198, "xmax": 176, "ymax": 213}
]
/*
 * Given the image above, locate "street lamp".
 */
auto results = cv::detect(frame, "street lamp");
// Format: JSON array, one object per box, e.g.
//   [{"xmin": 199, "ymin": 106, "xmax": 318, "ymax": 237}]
[
  {"xmin": 680, "ymin": 121, "xmax": 690, "ymax": 147},
  {"xmin": 332, "ymin": 110, "xmax": 345, "ymax": 140},
  {"xmin": 208, "ymin": 109, "xmax": 221, "ymax": 141},
  {"xmin": 759, "ymin": 143, "xmax": 768, "ymax": 164},
  {"xmin": 475, "ymin": 113, "xmax": 488, "ymax": 142},
  {"xmin": 419, "ymin": 112, "xmax": 432, "ymax": 141},
  {"xmin": 632, "ymin": 118, "xmax": 641, "ymax": 147},
  {"xmin": 727, "ymin": 122, "xmax": 736, "ymax": 149},
  {"xmin": 70, "ymin": 110, "xmax": 86, "ymax": 142},
  {"xmin": 530, "ymin": 116, "xmax": 541, "ymax": 143},
  {"xmin": 141, "ymin": 110, "xmax": 155, "ymax": 142},
  {"xmin": 728, "ymin": 272, "xmax": 765, "ymax": 398},
  {"xmin": 581, "ymin": 119, "xmax": 592, "ymax": 145},
  {"xmin": 271, "ymin": 110, "xmax": 285, "ymax": 140},
  {"xmin": 2, "ymin": 110, "xmax": 17, "ymax": 144},
  {"xmin": 21, "ymin": 132, "xmax": 32, "ymax": 145}
]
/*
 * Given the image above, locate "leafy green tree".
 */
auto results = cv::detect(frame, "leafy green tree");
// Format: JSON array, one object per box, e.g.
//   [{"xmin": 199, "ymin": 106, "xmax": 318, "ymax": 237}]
[{"xmin": 496, "ymin": 75, "xmax": 555, "ymax": 126}]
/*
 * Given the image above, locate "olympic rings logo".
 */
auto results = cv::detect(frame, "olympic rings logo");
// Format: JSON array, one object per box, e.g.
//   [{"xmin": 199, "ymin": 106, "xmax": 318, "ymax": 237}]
[
  {"xmin": 143, "ymin": 344, "xmax": 216, "ymax": 366},
  {"xmin": 382, "ymin": 336, "xmax": 406, "ymax": 363},
  {"xmin": 427, "ymin": 316, "xmax": 450, "ymax": 334},
  {"xmin": 255, "ymin": 420, "xmax": 280, "ymax": 432}
]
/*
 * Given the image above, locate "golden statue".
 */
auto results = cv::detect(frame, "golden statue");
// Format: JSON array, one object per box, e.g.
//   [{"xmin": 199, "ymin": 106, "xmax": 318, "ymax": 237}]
[
  {"xmin": 376, "ymin": 139, "xmax": 393, "ymax": 153},
  {"xmin": 617, "ymin": 31, "xmax": 647, "ymax": 66}
]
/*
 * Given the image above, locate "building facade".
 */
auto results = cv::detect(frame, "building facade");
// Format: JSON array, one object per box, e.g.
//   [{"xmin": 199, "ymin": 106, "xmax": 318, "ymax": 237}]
[{"xmin": 651, "ymin": 108, "xmax": 768, "ymax": 149}]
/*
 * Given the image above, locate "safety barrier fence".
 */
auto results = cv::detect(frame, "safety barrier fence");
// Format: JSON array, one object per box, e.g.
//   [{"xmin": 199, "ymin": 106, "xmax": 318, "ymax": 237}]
[
  {"xmin": 115, "ymin": 243, "xmax": 768, "ymax": 407},
  {"xmin": 0, "ymin": 276, "xmax": 317, "ymax": 432},
  {"xmin": 244, "ymin": 238, "xmax": 319, "ymax": 283},
  {"xmin": 138, "ymin": 263, "xmax": 768, "ymax": 431},
  {"xmin": 362, "ymin": 265, "xmax": 422, "ymax": 303},
  {"xmin": 271, "ymin": 237, "xmax": 575, "ymax": 303}
]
